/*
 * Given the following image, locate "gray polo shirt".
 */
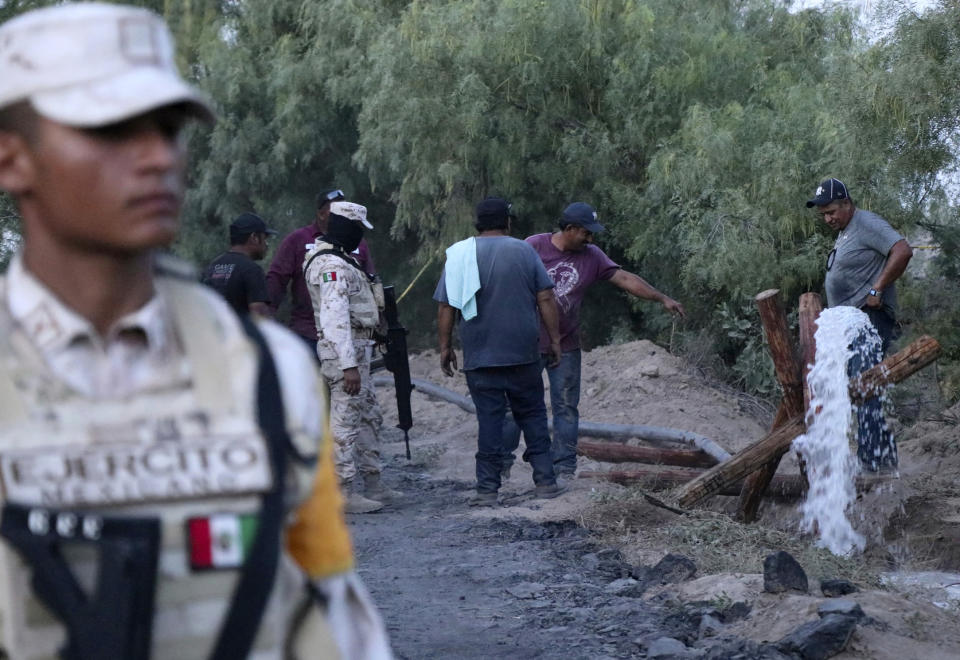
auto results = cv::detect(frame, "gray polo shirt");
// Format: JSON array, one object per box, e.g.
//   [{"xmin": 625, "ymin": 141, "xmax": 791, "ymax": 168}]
[{"xmin": 824, "ymin": 208, "xmax": 904, "ymax": 314}]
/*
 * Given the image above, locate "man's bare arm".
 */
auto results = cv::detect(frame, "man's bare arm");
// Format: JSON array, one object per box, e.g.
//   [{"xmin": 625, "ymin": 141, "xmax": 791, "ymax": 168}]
[
  {"xmin": 249, "ymin": 301, "xmax": 272, "ymax": 318},
  {"xmin": 866, "ymin": 239, "xmax": 913, "ymax": 309},
  {"xmin": 437, "ymin": 302, "xmax": 458, "ymax": 376},
  {"xmin": 608, "ymin": 269, "xmax": 686, "ymax": 317},
  {"xmin": 536, "ymin": 289, "xmax": 562, "ymax": 368}
]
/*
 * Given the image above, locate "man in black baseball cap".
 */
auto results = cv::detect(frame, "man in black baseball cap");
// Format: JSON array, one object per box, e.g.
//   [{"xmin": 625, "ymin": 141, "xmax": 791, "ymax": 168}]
[
  {"xmin": 434, "ymin": 196, "xmax": 565, "ymax": 505},
  {"xmin": 202, "ymin": 212, "xmax": 277, "ymax": 315},
  {"xmin": 806, "ymin": 177, "xmax": 913, "ymax": 471},
  {"xmin": 806, "ymin": 177, "xmax": 849, "ymax": 208}
]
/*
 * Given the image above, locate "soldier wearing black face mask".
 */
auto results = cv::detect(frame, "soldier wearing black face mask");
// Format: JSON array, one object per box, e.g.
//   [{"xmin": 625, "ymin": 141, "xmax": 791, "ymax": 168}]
[{"xmin": 303, "ymin": 202, "xmax": 401, "ymax": 513}]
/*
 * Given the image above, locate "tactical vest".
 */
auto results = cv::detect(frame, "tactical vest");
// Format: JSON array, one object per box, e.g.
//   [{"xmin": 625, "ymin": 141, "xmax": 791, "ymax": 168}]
[
  {"xmin": 303, "ymin": 243, "xmax": 380, "ymax": 357},
  {"xmin": 0, "ymin": 277, "xmax": 316, "ymax": 660}
]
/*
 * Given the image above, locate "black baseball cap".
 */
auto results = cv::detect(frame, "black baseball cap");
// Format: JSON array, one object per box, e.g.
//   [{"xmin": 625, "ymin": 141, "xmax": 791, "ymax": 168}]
[
  {"xmin": 475, "ymin": 196, "xmax": 516, "ymax": 221},
  {"xmin": 562, "ymin": 202, "xmax": 605, "ymax": 233},
  {"xmin": 230, "ymin": 212, "xmax": 277, "ymax": 236},
  {"xmin": 806, "ymin": 178, "xmax": 849, "ymax": 208}
]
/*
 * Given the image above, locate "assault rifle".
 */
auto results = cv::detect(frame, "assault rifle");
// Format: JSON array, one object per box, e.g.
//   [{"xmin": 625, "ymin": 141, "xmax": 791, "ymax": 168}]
[{"xmin": 381, "ymin": 286, "xmax": 414, "ymax": 459}]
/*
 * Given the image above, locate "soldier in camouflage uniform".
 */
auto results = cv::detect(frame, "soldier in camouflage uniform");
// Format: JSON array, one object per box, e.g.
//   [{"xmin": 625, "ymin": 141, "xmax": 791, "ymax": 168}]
[
  {"xmin": 304, "ymin": 202, "xmax": 401, "ymax": 514},
  {"xmin": 0, "ymin": 4, "xmax": 392, "ymax": 658}
]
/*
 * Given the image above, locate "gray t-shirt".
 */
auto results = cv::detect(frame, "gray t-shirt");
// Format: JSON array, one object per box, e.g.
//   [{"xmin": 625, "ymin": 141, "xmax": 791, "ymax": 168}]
[
  {"xmin": 434, "ymin": 235, "xmax": 555, "ymax": 370},
  {"xmin": 825, "ymin": 208, "xmax": 904, "ymax": 314}
]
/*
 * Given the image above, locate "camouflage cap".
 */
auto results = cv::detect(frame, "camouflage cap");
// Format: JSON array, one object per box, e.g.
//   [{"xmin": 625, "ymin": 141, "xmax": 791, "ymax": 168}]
[
  {"xmin": 0, "ymin": 3, "xmax": 213, "ymax": 127},
  {"xmin": 329, "ymin": 201, "xmax": 373, "ymax": 229}
]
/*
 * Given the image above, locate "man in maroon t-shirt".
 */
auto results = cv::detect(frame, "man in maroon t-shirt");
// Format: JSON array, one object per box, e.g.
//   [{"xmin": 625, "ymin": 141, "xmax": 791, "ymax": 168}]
[
  {"xmin": 266, "ymin": 189, "xmax": 376, "ymax": 354},
  {"xmin": 504, "ymin": 202, "xmax": 685, "ymax": 478}
]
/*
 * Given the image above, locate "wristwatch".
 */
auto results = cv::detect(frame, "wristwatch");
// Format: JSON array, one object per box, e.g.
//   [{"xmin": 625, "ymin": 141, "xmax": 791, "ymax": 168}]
[{"xmin": 868, "ymin": 288, "xmax": 881, "ymax": 297}]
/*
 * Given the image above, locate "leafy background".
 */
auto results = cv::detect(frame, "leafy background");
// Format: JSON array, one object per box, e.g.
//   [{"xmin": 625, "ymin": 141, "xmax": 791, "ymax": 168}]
[{"xmin": 2, "ymin": 0, "xmax": 959, "ymax": 407}]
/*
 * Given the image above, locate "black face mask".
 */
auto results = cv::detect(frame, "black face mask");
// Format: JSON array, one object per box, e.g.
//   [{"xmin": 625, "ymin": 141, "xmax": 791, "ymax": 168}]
[{"xmin": 324, "ymin": 213, "xmax": 364, "ymax": 252}]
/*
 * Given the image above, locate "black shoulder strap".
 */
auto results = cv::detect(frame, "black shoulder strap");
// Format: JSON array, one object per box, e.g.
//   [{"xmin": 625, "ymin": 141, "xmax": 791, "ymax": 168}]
[
  {"xmin": 209, "ymin": 316, "xmax": 289, "ymax": 660},
  {"xmin": 304, "ymin": 247, "xmax": 363, "ymax": 276}
]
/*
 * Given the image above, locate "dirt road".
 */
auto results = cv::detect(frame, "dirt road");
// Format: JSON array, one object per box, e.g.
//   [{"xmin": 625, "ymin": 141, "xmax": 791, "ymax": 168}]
[{"xmin": 349, "ymin": 468, "xmax": 673, "ymax": 659}]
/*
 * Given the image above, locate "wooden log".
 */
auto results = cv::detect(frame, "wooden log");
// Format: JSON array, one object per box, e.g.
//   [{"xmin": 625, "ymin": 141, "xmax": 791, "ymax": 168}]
[
  {"xmin": 754, "ymin": 289, "xmax": 805, "ymax": 415},
  {"xmin": 798, "ymin": 292, "xmax": 823, "ymax": 411},
  {"xmin": 737, "ymin": 290, "xmax": 806, "ymax": 522},
  {"xmin": 577, "ymin": 441, "xmax": 718, "ymax": 468},
  {"xmin": 850, "ymin": 335, "xmax": 940, "ymax": 402},
  {"xmin": 579, "ymin": 468, "xmax": 806, "ymax": 498},
  {"xmin": 581, "ymin": 469, "xmax": 890, "ymax": 499},
  {"xmin": 372, "ymin": 376, "xmax": 733, "ymax": 462},
  {"xmin": 677, "ymin": 334, "xmax": 941, "ymax": 508}
]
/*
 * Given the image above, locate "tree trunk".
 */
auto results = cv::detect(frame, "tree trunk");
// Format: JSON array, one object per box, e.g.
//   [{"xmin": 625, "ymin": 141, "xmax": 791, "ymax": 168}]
[
  {"xmin": 677, "ymin": 335, "xmax": 940, "ymax": 508},
  {"xmin": 577, "ymin": 441, "xmax": 718, "ymax": 468}
]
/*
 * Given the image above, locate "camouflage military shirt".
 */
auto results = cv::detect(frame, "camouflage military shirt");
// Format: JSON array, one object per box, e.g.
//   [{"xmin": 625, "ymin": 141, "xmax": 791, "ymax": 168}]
[{"xmin": 304, "ymin": 242, "xmax": 380, "ymax": 370}]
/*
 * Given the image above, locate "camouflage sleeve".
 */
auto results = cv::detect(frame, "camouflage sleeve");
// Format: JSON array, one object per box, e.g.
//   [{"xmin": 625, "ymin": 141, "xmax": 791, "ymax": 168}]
[{"xmin": 308, "ymin": 262, "xmax": 357, "ymax": 370}]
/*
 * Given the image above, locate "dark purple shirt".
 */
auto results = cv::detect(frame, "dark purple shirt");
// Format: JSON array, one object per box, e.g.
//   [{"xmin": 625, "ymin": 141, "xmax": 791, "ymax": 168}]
[
  {"xmin": 526, "ymin": 233, "xmax": 619, "ymax": 352},
  {"xmin": 266, "ymin": 222, "xmax": 376, "ymax": 340}
]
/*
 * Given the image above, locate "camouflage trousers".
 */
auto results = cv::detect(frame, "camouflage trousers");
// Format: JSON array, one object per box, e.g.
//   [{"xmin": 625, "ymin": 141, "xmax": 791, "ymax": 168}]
[{"xmin": 320, "ymin": 346, "xmax": 383, "ymax": 483}]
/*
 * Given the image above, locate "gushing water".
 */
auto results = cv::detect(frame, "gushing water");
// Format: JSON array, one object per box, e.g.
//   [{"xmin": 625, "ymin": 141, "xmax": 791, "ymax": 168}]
[{"xmin": 792, "ymin": 306, "xmax": 884, "ymax": 556}]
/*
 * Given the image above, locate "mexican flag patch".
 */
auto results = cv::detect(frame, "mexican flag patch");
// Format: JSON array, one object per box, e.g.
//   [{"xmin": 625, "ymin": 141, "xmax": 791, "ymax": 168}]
[
  {"xmin": 321, "ymin": 271, "xmax": 337, "ymax": 282},
  {"xmin": 187, "ymin": 513, "xmax": 258, "ymax": 570}
]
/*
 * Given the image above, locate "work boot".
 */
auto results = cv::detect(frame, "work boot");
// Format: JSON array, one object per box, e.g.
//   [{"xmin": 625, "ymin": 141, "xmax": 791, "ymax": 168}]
[
  {"xmin": 363, "ymin": 473, "xmax": 403, "ymax": 502},
  {"xmin": 534, "ymin": 483, "xmax": 568, "ymax": 500},
  {"xmin": 469, "ymin": 491, "xmax": 499, "ymax": 507},
  {"xmin": 343, "ymin": 492, "xmax": 383, "ymax": 514},
  {"xmin": 341, "ymin": 479, "xmax": 383, "ymax": 514}
]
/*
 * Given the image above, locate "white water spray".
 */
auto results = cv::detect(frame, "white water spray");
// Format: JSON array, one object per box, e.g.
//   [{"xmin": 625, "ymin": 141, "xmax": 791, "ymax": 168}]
[{"xmin": 792, "ymin": 306, "xmax": 883, "ymax": 556}]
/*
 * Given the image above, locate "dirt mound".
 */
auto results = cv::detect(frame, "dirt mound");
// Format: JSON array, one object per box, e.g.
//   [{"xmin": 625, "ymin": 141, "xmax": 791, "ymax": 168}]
[{"xmin": 394, "ymin": 340, "xmax": 768, "ymax": 454}]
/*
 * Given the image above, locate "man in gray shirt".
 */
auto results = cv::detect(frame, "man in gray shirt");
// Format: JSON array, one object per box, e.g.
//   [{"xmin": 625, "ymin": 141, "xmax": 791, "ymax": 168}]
[
  {"xmin": 434, "ymin": 197, "xmax": 564, "ymax": 504},
  {"xmin": 807, "ymin": 178, "xmax": 913, "ymax": 470}
]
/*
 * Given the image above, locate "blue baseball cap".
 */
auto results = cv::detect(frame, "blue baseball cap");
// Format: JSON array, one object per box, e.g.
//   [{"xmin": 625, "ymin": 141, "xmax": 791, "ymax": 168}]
[{"xmin": 562, "ymin": 202, "xmax": 605, "ymax": 233}]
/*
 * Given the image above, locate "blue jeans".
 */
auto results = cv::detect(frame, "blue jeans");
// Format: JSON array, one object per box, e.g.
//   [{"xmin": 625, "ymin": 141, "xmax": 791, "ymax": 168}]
[
  {"xmin": 465, "ymin": 362, "xmax": 556, "ymax": 494},
  {"xmin": 503, "ymin": 350, "xmax": 581, "ymax": 474},
  {"xmin": 849, "ymin": 308, "xmax": 898, "ymax": 471}
]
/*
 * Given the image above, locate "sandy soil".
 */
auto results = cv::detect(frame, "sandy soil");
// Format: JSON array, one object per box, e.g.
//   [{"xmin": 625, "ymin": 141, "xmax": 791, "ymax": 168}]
[{"xmin": 356, "ymin": 340, "xmax": 960, "ymax": 659}]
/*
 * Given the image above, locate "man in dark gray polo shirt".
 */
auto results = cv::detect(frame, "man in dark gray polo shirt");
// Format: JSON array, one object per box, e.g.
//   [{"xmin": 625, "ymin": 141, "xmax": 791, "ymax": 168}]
[
  {"xmin": 807, "ymin": 178, "xmax": 913, "ymax": 470},
  {"xmin": 434, "ymin": 197, "xmax": 564, "ymax": 505}
]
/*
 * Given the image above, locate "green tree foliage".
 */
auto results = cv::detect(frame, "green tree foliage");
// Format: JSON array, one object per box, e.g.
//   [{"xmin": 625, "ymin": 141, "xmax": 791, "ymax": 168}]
[{"xmin": 2, "ymin": 0, "xmax": 960, "ymax": 396}]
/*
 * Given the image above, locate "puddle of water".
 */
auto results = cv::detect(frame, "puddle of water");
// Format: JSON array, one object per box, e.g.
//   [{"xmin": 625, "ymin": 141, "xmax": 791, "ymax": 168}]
[
  {"xmin": 881, "ymin": 571, "xmax": 960, "ymax": 610},
  {"xmin": 793, "ymin": 306, "xmax": 886, "ymax": 556}
]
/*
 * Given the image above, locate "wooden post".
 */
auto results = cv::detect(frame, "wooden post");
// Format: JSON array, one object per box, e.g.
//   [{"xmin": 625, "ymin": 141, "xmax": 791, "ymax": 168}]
[
  {"xmin": 798, "ymin": 293, "xmax": 823, "ymax": 411},
  {"xmin": 677, "ymin": 335, "xmax": 941, "ymax": 508},
  {"xmin": 577, "ymin": 441, "xmax": 718, "ymax": 468},
  {"xmin": 736, "ymin": 290, "xmax": 806, "ymax": 522}
]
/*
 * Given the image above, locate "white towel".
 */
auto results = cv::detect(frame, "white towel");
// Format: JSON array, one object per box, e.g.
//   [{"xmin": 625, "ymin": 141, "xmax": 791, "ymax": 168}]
[{"xmin": 444, "ymin": 237, "xmax": 481, "ymax": 320}]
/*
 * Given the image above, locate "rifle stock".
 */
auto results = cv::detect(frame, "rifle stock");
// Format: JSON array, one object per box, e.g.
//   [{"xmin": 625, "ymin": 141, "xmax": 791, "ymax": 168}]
[{"xmin": 381, "ymin": 286, "xmax": 414, "ymax": 458}]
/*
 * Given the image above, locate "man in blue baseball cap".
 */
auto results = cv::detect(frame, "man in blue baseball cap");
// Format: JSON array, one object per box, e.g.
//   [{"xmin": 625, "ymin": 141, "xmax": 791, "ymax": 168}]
[{"xmin": 502, "ymin": 201, "xmax": 686, "ymax": 482}]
